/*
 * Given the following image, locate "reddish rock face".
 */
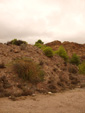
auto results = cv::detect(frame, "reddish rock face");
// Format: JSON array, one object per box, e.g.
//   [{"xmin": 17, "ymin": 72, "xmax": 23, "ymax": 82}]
[{"xmin": 46, "ymin": 40, "xmax": 85, "ymax": 58}]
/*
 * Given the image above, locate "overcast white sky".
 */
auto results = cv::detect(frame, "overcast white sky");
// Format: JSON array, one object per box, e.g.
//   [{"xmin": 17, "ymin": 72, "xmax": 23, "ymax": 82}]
[{"xmin": 0, "ymin": 0, "xmax": 85, "ymax": 44}]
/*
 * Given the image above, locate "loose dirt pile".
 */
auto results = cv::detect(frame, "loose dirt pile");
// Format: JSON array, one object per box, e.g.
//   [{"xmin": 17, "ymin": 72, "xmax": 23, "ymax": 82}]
[{"xmin": 0, "ymin": 43, "xmax": 84, "ymax": 97}]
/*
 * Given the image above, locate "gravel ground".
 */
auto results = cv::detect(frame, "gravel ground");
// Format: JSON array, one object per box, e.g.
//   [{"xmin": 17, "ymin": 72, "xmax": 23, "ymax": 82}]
[{"xmin": 0, "ymin": 88, "xmax": 85, "ymax": 113}]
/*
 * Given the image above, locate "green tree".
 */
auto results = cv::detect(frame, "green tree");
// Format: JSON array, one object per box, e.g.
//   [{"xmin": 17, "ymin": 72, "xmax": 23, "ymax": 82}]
[
  {"xmin": 70, "ymin": 53, "xmax": 80, "ymax": 65},
  {"xmin": 43, "ymin": 47, "xmax": 53, "ymax": 57},
  {"xmin": 35, "ymin": 39, "xmax": 44, "ymax": 44},
  {"xmin": 7, "ymin": 39, "xmax": 27, "ymax": 46},
  {"xmin": 55, "ymin": 46, "xmax": 68, "ymax": 61}
]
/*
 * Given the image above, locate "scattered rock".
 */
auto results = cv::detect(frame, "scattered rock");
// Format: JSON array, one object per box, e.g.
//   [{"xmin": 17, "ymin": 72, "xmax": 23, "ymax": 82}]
[
  {"xmin": 48, "ymin": 92, "xmax": 53, "ymax": 95},
  {"xmin": 0, "ymin": 42, "xmax": 84, "ymax": 98},
  {"xmin": 8, "ymin": 95, "xmax": 17, "ymax": 101}
]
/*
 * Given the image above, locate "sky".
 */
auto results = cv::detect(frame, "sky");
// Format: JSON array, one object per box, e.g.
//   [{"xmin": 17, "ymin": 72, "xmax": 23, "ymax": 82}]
[{"xmin": 0, "ymin": 0, "xmax": 85, "ymax": 44}]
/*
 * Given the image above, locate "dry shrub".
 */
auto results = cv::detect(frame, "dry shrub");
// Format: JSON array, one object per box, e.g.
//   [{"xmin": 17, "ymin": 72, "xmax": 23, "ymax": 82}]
[
  {"xmin": 12, "ymin": 58, "xmax": 44, "ymax": 84},
  {"xmin": 20, "ymin": 43, "xmax": 27, "ymax": 50},
  {"xmin": 39, "ymin": 60, "xmax": 44, "ymax": 65},
  {"xmin": 78, "ymin": 61, "xmax": 85, "ymax": 74},
  {"xmin": 68, "ymin": 66, "xmax": 78, "ymax": 74},
  {"xmin": 48, "ymin": 76, "xmax": 59, "ymax": 93},
  {"xmin": 0, "ymin": 62, "xmax": 5, "ymax": 68}
]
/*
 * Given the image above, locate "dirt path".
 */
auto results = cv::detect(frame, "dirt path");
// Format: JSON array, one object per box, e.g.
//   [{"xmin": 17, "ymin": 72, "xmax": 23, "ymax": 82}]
[{"xmin": 0, "ymin": 88, "xmax": 85, "ymax": 113}]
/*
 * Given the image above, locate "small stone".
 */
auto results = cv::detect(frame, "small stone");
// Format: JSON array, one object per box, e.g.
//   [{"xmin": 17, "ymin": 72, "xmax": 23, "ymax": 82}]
[
  {"xmin": 48, "ymin": 92, "xmax": 52, "ymax": 95},
  {"xmin": 32, "ymin": 94, "xmax": 36, "ymax": 97},
  {"xmin": 8, "ymin": 95, "xmax": 17, "ymax": 101}
]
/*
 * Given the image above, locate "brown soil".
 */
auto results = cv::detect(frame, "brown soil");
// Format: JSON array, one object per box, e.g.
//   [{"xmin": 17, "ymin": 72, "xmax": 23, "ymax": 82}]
[
  {"xmin": 46, "ymin": 40, "xmax": 85, "ymax": 59},
  {"xmin": 0, "ymin": 88, "xmax": 85, "ymax": 113},
  {"xmin": 0, "ymin": 43, "xmax": 85, "ymax": 97}
]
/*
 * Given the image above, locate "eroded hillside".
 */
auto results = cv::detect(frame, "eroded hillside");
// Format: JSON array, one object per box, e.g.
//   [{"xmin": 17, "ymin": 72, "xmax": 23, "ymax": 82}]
[
  {"xmin": 0, "ymin": 42, "xmax": 84, "ymax": 98},
  {"xmin": 46, "ymin": 41, "xmax": 85, "ymax": 60}
]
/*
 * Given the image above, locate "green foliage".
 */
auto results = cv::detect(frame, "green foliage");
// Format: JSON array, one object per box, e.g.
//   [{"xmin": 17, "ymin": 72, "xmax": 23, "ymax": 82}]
[
  {"xmin": 11, "ymin": 39, "xmax": 17, "ymax": 45},
  {"xmin": 78, "ymin": 61, "xmax": 85, "ymax": 74},
  {"xmin": 12, "ymin": 58, "xmax": 44, "ymax": 83},
  {"xmin": 34, "ymin": 39, "xmax": 46, "ymax": 50},
  {"xmin": 35, "ymin": 43, "xmax": 43, "ymax": 48},
  {"xmin": 70, "ymin": 53, "xmax": 80, "ymax": 65},
  {"xmin": 43, "ymin": 47, "xmax": 53, "ymax": 57},
  {"xmin": 55, "ymin": 46, "xmax": 68, "ymax": 61},
  {"xmin": 34, "ymin": 43, "xmax": 46, "ymax": 50},
  {"xmin": 35, "ymin": 39, "xmax": 44, "ymax": 44},
  {"xmin": 7, "ymin": 39, "xmax": 27, "ymax": 46},
  {"xmin": 34, "ymin": 39, "xmax": 45, "ymax": 50}
]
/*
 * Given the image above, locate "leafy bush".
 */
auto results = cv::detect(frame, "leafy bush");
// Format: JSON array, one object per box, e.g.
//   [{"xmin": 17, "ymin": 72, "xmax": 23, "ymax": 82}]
[
  {"xmin": 7, "ymin": 39, "xmax": 27, "ymax": 46},
  {"xmin": 35, "ymin": 39, "xmax": 44, "ymax": 44},
  {"xmin": 34, "ymin": 39, "xmax": 45, "ymax": 50},
  {"xmin": 12, "ymin": 58, "xmax": 44, "ymax": 83},
  {"xmin": 78, "ymin": 61, "xmax": 85, "ymax": 74},
  {"xmin": 34, "ymin": 43, "xmax": 47, "ymax": 50},
  {"xmin": 70, "ymin": 53, "xmax": 80, "ymax": 65},
  {"xmin": 55, "ymin": 46, "xmax": 68, "ymax": 61},
  {"xmin": 43, "ymin": 47, "xmax": 53, "ymax": 57},
  {"xmin": 35, "ymin": 43, "xmax": 43, "ymax": 49}
]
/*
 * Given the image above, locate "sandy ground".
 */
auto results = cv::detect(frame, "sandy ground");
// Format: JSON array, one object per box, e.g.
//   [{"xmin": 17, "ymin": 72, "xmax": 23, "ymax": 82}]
[{"xmin": 0, "ymin": 88, "xmax": 85, "ymax": 113}]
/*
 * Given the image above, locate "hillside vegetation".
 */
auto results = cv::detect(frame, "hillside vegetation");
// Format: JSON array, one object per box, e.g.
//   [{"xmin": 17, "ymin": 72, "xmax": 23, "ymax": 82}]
[
  {"xmin": 46, "ymin": 40, "xmax": 85, "ymax": 59},
  {"xmin": 0, "ymin": 39, "xmax": 85, "ymax": 98}
]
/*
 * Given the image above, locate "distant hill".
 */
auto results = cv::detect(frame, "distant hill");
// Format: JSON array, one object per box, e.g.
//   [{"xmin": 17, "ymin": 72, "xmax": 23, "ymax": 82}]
[{"xmin": 46, "ymin": 40, "xmax": 85, "ymax": 60}]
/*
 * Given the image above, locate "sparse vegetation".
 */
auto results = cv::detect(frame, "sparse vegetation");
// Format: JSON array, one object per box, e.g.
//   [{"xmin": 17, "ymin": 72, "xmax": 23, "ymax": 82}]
[
  {"xmin": 7, "ymin": 39, "xmax": 27, "ymax": 46},
  {"xmin": 20, "ymin": 43, "xmax": 27, "ymax": 50},
  {"xmin": 34, "ymin": 43, "xmax": 42, "ymax": 48},
  {"xmin": 12, "ymin": 58, "xmax": 45, "ymax": 83},
  {"xmin": 70, "ymin": 53, "xmax": 80, "ymax": 65},
  {"xmin": 0, "ymin": 39, "xmax": 85, "ymax": 98},
  {"xmin": 35, "ymin": 39, "xmax": 44, "ymax": 44},
  {"xmin": 34, "ymin": 39, "xmax": 46, "ymax": 50},
  {"xmin": 68, "ymin": 65, "xmax": 78, "ymax": 74},
  {"xmin": 55, "ymin": 46, "xmax": 68, "ymax": 61},
  {"xmin": 78, "ymin": 61, "xmax": 85, "ymax": 74},
  {"xmin": 43, "ymin": 47, "xmax": 53, "ymax": 57},
  {"xmin": 34, "ymin": 43, "xmax": 44, "ymax": 49}
]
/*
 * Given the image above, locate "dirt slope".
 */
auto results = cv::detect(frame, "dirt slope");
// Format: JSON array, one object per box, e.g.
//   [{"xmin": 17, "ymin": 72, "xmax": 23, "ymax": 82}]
[
  {"xmin": 46, "ymin": 40, "xmax": 85, "ymax": 59},
  {"xmin": 0, "ymin": 43, "xmax": 84, "ymax": 97},
  {"xmin": 0, "ymin": 88, "xmax": 85, "ymax": 113}
]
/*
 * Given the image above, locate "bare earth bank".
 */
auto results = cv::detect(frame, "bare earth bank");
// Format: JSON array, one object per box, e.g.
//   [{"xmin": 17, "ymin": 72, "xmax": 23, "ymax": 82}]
[{"xmin": 0, "ymin": 88, "xmax": 85, "ymax": 113}]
